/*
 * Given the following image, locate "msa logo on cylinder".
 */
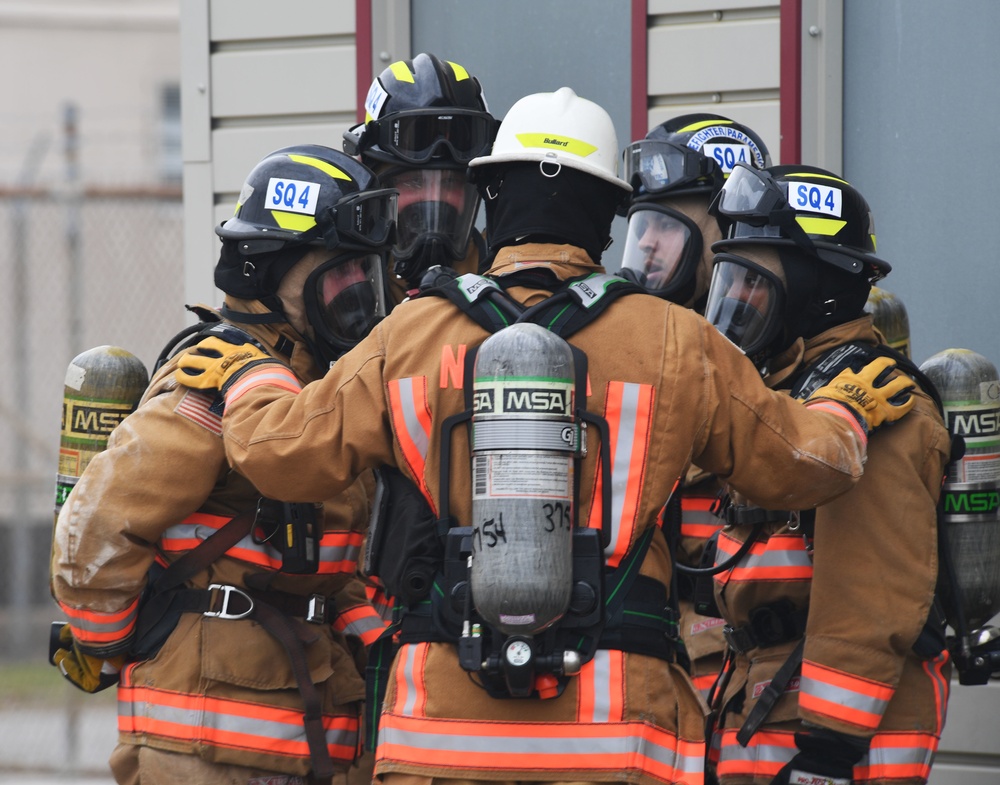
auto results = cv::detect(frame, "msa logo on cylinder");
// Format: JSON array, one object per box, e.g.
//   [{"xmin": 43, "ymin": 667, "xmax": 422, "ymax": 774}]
[
  {"xmin": 948, "ymin": 408, "xmax": 1000, "ymax": 437},
  {"xmin": 504, "ymin": 387, "xmax": 571, "ymax": 413}
]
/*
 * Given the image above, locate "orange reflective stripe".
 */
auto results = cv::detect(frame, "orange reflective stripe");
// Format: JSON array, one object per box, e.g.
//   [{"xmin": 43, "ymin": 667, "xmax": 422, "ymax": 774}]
[
  {"xmin": 680, "ymin": 494, "xmax": 721, "ymax": 539},
  {"xmin": 393, "ymin": 643, "xmax": 430, "ymax": 719},
  {"xmin": 377, "ymin": 712, "xmax": 705, "ymax": 784},
  {"xmin": 715, "ymin": 531, "xmax": 813, "ymax": 583},
  {"xmin": 800, "ymin": 659, "xmax": 893, "ymax": 731},
  {"xmin": 118, "ymin": 675, "xmax": 358, "ymax": 764},
  {"xmin": 588, "ymin": 381, "xmax": 654, "ymax": 567},
  {"xmin": 387, "ymin": 377, "xmax": 436, "ymax": 513},
  {"xmin": 59, "ymin": 595, "xmax": 140, "ymax": 647},
  {"xmin": 159, "ymin": 514, "xmax": 363, "ymax": 574},
  {"xmin": 333, "ymin": 603, "xmax": 390, "ymax": 646},
  {"xmin": 922, "ymin": 650, "xmax": 950, "ymax": 735},
  {"xmin": 690, "ymin": 672, "xmax": 718, "ymax": 699},
  {"xmin": 576, "ymin": 650, "xmax": 626, "ymax": 723},
  {"xmin": 224, "ymin": 364, "xmax": 302, "ymax": 405},
  {"xmin": 855, "ymin": 731, "xmax": 939, "ymax": 782},
  {"xmin": 365, "ymin": 581, "xmax": 395, "ymax": 621},
  {"xmin": 717, "ymin": 728, "xmax": 795, "ymax": 779}
]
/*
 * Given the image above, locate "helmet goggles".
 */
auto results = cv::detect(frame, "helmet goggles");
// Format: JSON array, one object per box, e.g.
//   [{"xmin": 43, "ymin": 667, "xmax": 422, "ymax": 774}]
[
  {"xmin": 317, "ymin": 188, "xmax": 398, "ymax": 250},
  {"xmin": 710, "ymin": 163, "xmax": 820, "ymax": 257},
  {"xmin": 622, "ymin": 139, "xmax": 715, "ymax": 197},
  {"xmin": 353, "ymin": 108, "xmax": 497, "ymax": 165}
]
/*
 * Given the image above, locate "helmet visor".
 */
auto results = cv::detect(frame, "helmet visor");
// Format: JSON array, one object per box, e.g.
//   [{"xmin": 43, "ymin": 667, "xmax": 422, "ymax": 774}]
[
  {"xmin": 382, "ymin": 168, "xmax": 480, "ymax": 261},
  {"xmin": 305, "ymin": 253, "xmax": 387, "ymax": 353},
  {"xmin": 622, "ymin": 139, "xmax": 712, "ymax": 196},
  {"xmin": 704, "ymin": 254, "xmax": 784, "ymax": 358},
  {"xmin": 620, "ymin": 204, "xmax": 699, "ymax": 298},
  {"xmin": 372, "ymin": 109, "xmax": 497, "ymax": 165}
]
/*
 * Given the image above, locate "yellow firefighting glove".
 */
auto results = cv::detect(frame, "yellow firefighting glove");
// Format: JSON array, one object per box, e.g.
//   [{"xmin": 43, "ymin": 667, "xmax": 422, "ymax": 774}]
[
  {"xmin": 49, "ymin": 623, "xmax": 125, "ymax": 694},
  {"xmin": 806, "ymin": 355, "xmax": 916, "ymax": 433},
  {"xmin": 175, "ymin": 334, "xmax": 278, "ymax": 394}
]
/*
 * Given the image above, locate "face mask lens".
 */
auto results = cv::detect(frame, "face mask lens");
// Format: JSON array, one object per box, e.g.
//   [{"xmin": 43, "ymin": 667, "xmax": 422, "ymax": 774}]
[
  {"xmin": 704, "ymin": 258, "xmax": 781, "ymax": 356},
  {"xmin": 620, "ymin": 207, "xmax": 694, "ymax": 293},
  {"xmin": 311, "ymin": 255, "xmax": 386, "ymax": 344},
  {"xmin": 382, "ymin": 168, "xmax": 479, "ymax": 262}
]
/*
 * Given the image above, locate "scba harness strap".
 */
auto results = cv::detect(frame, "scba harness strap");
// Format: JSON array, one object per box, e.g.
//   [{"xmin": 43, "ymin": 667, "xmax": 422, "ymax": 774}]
[{"xmin": 363, "ymin": 271, "xmax": 677, "ymax": 743}]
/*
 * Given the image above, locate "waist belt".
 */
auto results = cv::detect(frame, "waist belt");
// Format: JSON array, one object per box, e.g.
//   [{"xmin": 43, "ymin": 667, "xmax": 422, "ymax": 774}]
[
  {"xmin": 723, "ymin": 601, "xmax": 808, "ymax": 654},
  {"xmin": 167, "ymin": 584, "xmax": 337, "ymax": 625},
  {"xmin": 399, "ymin": 573, "xmax": 677, "ymax": 661}
]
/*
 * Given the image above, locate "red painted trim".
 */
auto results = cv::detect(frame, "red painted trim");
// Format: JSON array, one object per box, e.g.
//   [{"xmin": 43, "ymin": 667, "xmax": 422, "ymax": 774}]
[
  {"xmin": 355, "ymin": 0, "xmax": 373, "ymax": 124},
  {"xmin": 630, "ymin": 0, "xmax": 648, "ymax": 142},
  {"xmin": 779, "ymin": 0, "xmax": 802, "ymax": 163}
]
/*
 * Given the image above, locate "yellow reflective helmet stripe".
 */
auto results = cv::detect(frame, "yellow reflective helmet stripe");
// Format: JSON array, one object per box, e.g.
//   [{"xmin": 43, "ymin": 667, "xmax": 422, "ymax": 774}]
[
  {"xmin": 389, "ymin": 61, "xmax": 414, "ymax": 83},
  {"xmin": 271, "ymin": 211, "xmax": 317, "ymax": 231},
  {"xmin": 677, "ymin": 119, "xmax": 735, "ymax": 133},
  {"xmin": 448, "ymin": 61, "xmax": 470, "ymax": 81},
  {"xmin": 795, "ymin": 215, "xmax": 847, "ymax": 237},
  {"xmin": 786, "ymin": 171, "xmax": 848, "ymax": 185},
  {"xmin": 287, "ymin": 153, "xmax": 352, "ymax": 180},
  {"xmin": 515, "ymin": 133, "xmax": 598, "ymax": 157}
]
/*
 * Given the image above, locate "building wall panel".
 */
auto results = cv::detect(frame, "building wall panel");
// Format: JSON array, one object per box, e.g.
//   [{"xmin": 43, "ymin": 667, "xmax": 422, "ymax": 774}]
[{"xmin": 209, "ymin": 0, "xmax": 355, "ymax": 40}]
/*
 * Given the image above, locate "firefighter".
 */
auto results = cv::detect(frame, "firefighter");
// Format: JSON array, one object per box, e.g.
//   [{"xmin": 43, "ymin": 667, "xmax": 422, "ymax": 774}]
[
  {"xmin": 49, "ymin": 145, "xmax": 396, "ymax": 785},
  {"xmin": 343, "ymin": 51, "xmax": 498, "ymax": 303},
  {"xmin": 618, "ymin": 113, "xmax": 771, "ymax": 312},
  {"xmin": 702, "ymin": 163, "xmax": 952, "ymax": 784},
  {"xmin": 618, "ymin": 114, "xmax": 775, "ymax": 704},
  {"xmin": 174, "ymin": 88, "xmax": 917, "ymax": 785}
]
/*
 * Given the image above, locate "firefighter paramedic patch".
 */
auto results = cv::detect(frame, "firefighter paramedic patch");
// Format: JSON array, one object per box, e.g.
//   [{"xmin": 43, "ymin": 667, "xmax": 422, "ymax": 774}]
[{"xmin": 174, "ymin": 389, "xmax": 223, "ymax": 435}]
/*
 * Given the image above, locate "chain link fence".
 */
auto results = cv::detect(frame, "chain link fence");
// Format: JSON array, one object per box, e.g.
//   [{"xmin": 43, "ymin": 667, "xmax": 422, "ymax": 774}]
[{"xmin": 0, "ymin": 185, "xmax": 184, "ymax": 776}]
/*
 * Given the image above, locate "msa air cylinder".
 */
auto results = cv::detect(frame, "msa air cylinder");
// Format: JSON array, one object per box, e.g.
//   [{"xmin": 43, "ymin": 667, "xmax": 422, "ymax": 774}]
[
  {"xmin": 920, "ymin": 348, "xmax": 1000, "ymax": 630},
  {"xmin": 56, "ymin": 346, "xmax": 149, "ymax": 519},
  {"xmin": 470, "ymin": 323, "xmax": 577, "ymax": 636},
  {"xmin": 865, "ymin": 286, "xmax": 911, "ymax": 358}
]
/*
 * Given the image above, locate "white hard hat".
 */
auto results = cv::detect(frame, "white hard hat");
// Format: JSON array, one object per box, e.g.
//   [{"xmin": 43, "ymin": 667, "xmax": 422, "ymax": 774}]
[{"xmin": 468, "ymin": 87, "xmax": 631, "ymax": 193}]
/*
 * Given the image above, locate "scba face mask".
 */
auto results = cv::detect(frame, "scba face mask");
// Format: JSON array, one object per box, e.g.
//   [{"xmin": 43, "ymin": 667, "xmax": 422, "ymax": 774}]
[
  {"xmin": 303, "ymin": 253, "xmax": 388, "ymax": 364},
  {"xmin": 381, "ymin": 167, "xmax": 480, "ymax": 282},
  {"xmin": 618, "ymin": 203, "xmax": 702, "ymax": 303},
  {"xmin": 704, "ymin": 253, "xmax": 785, "ymax": 365}
]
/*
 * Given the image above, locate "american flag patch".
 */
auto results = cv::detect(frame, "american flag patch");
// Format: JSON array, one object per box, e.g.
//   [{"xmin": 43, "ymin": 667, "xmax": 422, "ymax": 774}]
[{"xmin": 174, "ymin": 390, "xmax": 222, "ymax": 435}]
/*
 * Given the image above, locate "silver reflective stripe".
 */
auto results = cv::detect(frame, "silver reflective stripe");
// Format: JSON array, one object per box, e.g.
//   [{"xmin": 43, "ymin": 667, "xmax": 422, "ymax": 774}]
[
  {"xmin": 588, "ymin": 650, "xmax": 614, "ymax": 723},
  {"xmin": 397, "ymin": 377, "xmax": 430, "ymax": 459},
  {"xmin": 379, "ymin": 715, "xmax": 705, "ymax": 776},
  {"xmin": 800, "ymin": 674, "xmax": 890, "ymax": 718},
  {"xmin": 606, "ymin": 383, "xmax": 642, "ymax": 557},
  {"xmin": 400, "ymin": 643, "xmax": 420, "ymax": 716},
  {"xmin": 120, "ymin": 696, "xmax": 357, "ymax": 750}
]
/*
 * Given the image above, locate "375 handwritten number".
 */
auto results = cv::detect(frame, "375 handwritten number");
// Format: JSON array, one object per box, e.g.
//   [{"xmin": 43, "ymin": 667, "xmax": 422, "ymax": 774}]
[{"xmin": 543, "ymin": 501, "xmax": 571, "ymax": 532}]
